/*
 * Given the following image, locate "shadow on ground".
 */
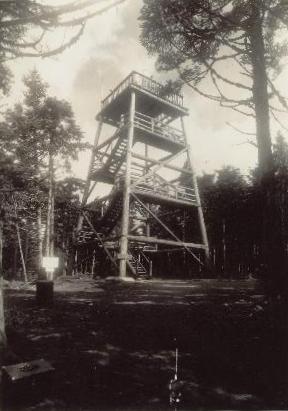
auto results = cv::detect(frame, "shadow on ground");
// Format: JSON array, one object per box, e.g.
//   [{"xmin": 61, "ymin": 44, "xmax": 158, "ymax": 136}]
[{"xmin": 2, "ymin": 277, "xmax": 288, "ymax": 410}]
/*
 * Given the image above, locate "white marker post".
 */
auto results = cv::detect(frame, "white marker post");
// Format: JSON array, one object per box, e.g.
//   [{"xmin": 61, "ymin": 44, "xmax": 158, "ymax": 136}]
[
  {"xmin": 42, "ymin": 256, "xmax": 59, "ymax": 281},
  {"xmin": 36, "ymin": 256, "xmax": 59, "ymax": 306}
]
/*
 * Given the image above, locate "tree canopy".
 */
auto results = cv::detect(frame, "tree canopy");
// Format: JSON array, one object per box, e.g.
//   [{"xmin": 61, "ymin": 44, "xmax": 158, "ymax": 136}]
[
  {"xmin": 140, "ymin": 0, "xmax": 288, "ymax": 177},
  {"xmin": 4, "ymin": 70, "xmax": 84, "ymax": 171},
  {"xmin": 0, "ymin": 0, "xmax": 125, "ymax": 96}
]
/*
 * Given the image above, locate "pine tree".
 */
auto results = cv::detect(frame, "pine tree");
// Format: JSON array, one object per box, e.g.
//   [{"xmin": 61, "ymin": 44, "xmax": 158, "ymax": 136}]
[
  {"xmin": 140, "ymin": 1, "xmax": 288, "ymax": 296},
  {"xmin": 5, "ymin": 70, "xmax": 84, "ymax": 270}
]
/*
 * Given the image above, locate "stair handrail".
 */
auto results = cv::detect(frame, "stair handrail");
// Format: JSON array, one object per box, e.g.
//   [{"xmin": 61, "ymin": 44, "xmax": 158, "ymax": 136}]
[{"xmin": 140, "ymin": 250, "xmax": 150, "ymax": 265}]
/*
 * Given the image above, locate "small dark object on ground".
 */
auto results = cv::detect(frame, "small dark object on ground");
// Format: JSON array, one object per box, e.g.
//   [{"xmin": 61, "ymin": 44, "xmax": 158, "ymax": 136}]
[
  {"xmin": 36, "ymin": 280, "xmax": 54, "ymax": 306},
  {"xmin": 1, "ymin": 358, "xmax": 55, "ymax": 408}
]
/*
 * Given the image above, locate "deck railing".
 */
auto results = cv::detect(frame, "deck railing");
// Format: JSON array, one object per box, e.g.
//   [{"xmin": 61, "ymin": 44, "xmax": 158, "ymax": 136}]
[
  {"xmin": 134, "ymin": 179, "xmax": 197, "ymax": 204},
  {"xmin": 119, "ymin": 111, "xmax": 185, "ymax": 146},
  {"xmin": 101, "ymin": 71, "xmax": 184, "ymax": 111},
  {"xmin": 133, "ymin": 111, "xmax": 185, "ymax": 145},
  {"xmin": 114, "ymin": 173, "xmax": 197, "ymax": 205}
]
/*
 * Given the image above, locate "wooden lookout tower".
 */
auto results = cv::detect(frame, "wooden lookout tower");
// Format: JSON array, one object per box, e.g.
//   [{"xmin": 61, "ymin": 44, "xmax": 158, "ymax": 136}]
[{"xmin": 76, "ymin": 72, "xmax": 209, "ymax": 279}]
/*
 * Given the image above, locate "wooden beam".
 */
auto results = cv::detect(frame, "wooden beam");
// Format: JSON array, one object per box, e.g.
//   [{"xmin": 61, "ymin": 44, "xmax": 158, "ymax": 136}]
[
  {"xmin": 96, "ymin": 130, "xmax": 119, "ymax": 151},
  {"xmin": 131, "ymin": 151, "xmax": 193, "ymax": 175},
  {"xmin": 181, "ymin": 117, "xmax": 210, "ymax": 259},
  {"xmin": 133, "ymin": 189, "xmax": 197, "ymax": 208},
  {"xmin": 128, "ymin": 235, "xmax": 207, "ymax": 249},
  {"xmin": 144, "ymin": 247, "xmax": 191, "ymax": 253}
]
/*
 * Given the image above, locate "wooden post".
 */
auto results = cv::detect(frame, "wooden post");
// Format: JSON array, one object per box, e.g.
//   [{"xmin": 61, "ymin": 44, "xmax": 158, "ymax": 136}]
[
  {"xmin": 180, "ymin": 117, "xmax": 209, "ymax": 260},
  {"xmin": 77, "ymin": 120, "xmax": 103, "ymax": 233},
  {"xmin": 119, "ymin": 91, "xmax": 135, "ymax": 278}
]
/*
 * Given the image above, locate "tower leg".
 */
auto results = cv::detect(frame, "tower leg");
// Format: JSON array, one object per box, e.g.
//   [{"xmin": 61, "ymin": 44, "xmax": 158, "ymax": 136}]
[
  {"xmin": 119, "ymin": 92, "xmax": 135, "ymax": 278},
  {"xmin": 76, "ymin": 120, "xmax": 103, "ymax": 233},
  {"xmin": 181, "ymin": 117, "xmax": 209, "ymax": 260}
]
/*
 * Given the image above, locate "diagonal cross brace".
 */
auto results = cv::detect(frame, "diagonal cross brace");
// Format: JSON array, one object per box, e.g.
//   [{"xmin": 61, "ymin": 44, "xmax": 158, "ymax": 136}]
[
  {"xmin": 131, "ymin": 193, "xmax": 204, "ymax": 266},
  {"xmin": 130, "ymin": 148, "xmax": 187, "ymax": 189},
  {"xmin": 82, "ymin": 211, "xmax": 117, "ymax": 268}
]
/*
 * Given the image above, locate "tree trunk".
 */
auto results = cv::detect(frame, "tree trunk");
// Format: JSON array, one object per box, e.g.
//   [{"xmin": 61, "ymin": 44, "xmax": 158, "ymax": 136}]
[
  {"xmin": 24, "ymin": 229, "xmax": 29, "ymax": 267},
  {"xmin": 250, "ymin": 3, "xmax": 273, "ymax": 176},
  {"xmin": 37, "ymin": 206, "xmax": 43, "ymax": 266},
  {"xmin": 249, "ymin": 3, "xmax": 286, "ymax": 297},
  {"xmin": 13, "ymin": 243, "xmax": 18, "ymax": 278},
  {"xmin": 45, "ymin": 153, "xmax": 54, "ymax": 257},
  {"xmin": 15, "ymin": 222, "xmax": 28, "ymax": 282},
  {"xmin": 222, "ymin": 218, "xmax": 226, "ymax": 274},
  {"xmin": 66, "ymin": 246, "xmax": 75, "ymax": 276},
  {"xmin": 0, "ymin": 217, "xmax": 7, "ymax": 353},
  {"xmin": 12, "ymin": 197, "xmax": 28, "ymax": 282}
]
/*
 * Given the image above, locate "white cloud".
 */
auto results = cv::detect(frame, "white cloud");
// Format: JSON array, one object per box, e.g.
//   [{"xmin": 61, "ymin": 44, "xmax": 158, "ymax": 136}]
[{"xmin": 6, "ymin": 0, "xmax": 288, "ymax": 184}]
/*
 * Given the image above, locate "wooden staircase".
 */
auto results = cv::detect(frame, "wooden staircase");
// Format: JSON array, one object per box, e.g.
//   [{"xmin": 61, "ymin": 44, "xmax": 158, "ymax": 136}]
[
  {"xmin": 91, "ymin": 133, "xmax": 128, "ymax": 182},
  {"xmin": 94, "ymin": 193, "xmax": 123, "ymax": 236},
  {"xmin": 128, "ymin": 250, "xmax": 151, "ymax": 278},
  {"xmin": 107, "ymin": 137, "xmax": 127, "ymax": 176}
]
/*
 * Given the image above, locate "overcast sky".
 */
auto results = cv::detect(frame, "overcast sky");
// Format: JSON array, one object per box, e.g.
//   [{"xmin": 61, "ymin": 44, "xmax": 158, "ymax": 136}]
[{"xmin": 6, "ymin": 0, "xmax": 288, "ymax": 180}]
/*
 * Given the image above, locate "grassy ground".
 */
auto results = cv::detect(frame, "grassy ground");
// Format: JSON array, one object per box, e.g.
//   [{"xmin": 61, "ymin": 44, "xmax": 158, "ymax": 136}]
[{"xmin": 2, "ymin": 276, "xmax": 287, "ymax": 410}]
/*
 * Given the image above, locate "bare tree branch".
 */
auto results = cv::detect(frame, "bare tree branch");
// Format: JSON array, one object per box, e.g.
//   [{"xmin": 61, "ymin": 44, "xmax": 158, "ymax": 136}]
[
  {"xmin": 271, "ymin": 109, "xmax": 288, "ymax": 132},
  {"xmin": 234, "ymin": 139, "xmax": 258, "ymax": 148},
  {"xmin": 2, "ymin": 23, "xmax": 85, "ymax": 58},
  {"xmin": 0, "ymin": 0, "xmax": 124, "ymax": 28},
  {"xmin": 0, "ymin": 0, "xmax": 125, "ymax": 62},
  {"xmin": 226, "ymin": 121, "xmax": 256, "ymax": 137},
  {"xmin": 268, "ymin": 77, "xmax": 288, "ymax": 111}
]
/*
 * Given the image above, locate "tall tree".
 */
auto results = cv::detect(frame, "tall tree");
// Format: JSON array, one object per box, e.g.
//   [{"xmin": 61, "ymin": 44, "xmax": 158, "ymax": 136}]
[
  {"xmin": 140, "ymin": 1, "xmax": 288, "ymax": 295},
  {"xmin": 0, "ymin": 151, "xmax": 36, "ymax": 356},
  {"xmin": 5, "ymin": 70, "xmax": 84, "ymax": 274}
]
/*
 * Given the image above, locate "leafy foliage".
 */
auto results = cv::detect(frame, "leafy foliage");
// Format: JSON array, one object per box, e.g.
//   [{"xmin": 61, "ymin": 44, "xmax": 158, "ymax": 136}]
[{"xmin": 4, "ymin": 70, "xmax": 84, "ymax": 172}]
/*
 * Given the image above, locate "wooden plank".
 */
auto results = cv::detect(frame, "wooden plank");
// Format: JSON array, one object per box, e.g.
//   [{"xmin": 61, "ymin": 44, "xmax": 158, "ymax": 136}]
[{"xmin": 128, "ymin": 235, "xmax": 207, "ymax": 249}]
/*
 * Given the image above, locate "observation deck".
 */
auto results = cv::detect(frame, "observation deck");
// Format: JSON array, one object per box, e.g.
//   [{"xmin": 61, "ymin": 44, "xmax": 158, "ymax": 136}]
[{"xmin": 97, "ymin": 71, "xmax": 188, "ymax": 126}]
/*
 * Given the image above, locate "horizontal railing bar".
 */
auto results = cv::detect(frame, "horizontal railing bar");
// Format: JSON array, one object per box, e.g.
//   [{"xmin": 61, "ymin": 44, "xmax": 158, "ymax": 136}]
[{"xmin": 101, "ymin": 72, "xmax": 185, "ymax": 111}]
